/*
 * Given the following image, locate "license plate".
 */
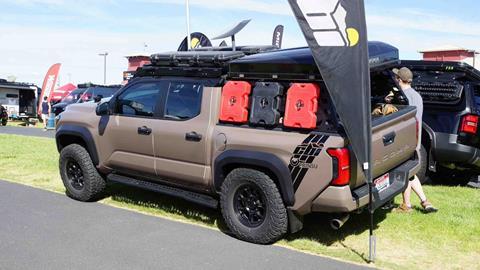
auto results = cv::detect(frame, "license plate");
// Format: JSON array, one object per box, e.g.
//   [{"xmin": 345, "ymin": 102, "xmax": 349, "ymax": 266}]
[{"xmin": 374, "ymin": 173, "xmax": 390, "ymax": 193}]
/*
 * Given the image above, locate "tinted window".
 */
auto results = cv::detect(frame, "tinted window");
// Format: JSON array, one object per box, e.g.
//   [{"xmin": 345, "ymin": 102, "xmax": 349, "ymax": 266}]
[
  {"xmin": 116, "ymin": 82, "xmax": 163, "ymax": 117},
  {"xmin": 164, "ymin": 82, "xmax": 203, "ymax": 120}
]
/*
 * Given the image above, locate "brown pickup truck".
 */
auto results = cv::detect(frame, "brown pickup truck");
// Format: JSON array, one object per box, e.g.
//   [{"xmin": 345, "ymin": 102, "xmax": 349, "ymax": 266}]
[{"xmin": 56, "ymin": 48, "xmax": 419, "ymax": 244}]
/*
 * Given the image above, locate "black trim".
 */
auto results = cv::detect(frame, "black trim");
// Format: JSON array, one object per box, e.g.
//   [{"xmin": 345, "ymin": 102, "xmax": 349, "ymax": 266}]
[
  {"xmin": 108, "ymin": 174, "xmax": 218, "ymax": 209},
  {"xmin": 431, "ymin": 132, "xmax": 480, "ymax": 167},
  {"xmin": 214, "ymin": 150, "xmax": 295, "ymax": 206},
  {"xmin": 56, "ymin": 125, "xmax": 99, "ymax": 166}
]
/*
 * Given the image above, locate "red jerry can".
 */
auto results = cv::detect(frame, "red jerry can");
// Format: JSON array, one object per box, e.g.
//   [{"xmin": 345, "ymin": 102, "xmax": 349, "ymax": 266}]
[
  {"xmin": 219, "ymin": 81, "xmax": 252, "ymax": 123},
  {"xmin": 284, "ymin": 83, "xmax": 320, "ymax": 129}
]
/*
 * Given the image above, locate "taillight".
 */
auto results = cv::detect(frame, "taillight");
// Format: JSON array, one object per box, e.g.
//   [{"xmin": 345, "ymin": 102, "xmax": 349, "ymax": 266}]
[
  {"xmin": 327, "ymin": 148, "xmax": 351, "ymax": 186},
  {"xmin": 460, "ymin": 115, "xmax": 479, "ymax": 134}
]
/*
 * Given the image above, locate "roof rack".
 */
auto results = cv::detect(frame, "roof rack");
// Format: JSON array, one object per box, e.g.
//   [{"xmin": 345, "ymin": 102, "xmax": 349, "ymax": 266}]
[
  {"xmin": 150, "ymin": 51, "xmax": 245, "ymax": 68},
  {"xmin": 193, "ymin": 45, "xmax": 277, "ymax": 55}
]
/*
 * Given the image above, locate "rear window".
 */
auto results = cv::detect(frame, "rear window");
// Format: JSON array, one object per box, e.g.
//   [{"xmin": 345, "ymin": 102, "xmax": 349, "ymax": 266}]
[{"xmin": 164, "ymin": 82, "xmax": 203, "ymax": 120}]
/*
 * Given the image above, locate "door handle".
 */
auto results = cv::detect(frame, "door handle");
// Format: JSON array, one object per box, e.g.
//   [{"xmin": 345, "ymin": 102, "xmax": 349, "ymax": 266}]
[
  {"xmin": 185, "ymin": 131, "xmax": 202, "ymax": 142},
  {"xmin": 383, "ymin": 132, "xmax": 396, "ymax": 146},
  {"xmin": 138, "ymin": 126, "xmax": 152, "ymax": 136}
]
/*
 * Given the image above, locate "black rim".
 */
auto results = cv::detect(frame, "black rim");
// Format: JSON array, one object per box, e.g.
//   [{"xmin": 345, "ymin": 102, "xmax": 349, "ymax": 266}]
[
  {"xmin": 233, "ymin": 183, "xmax": 266, "ymax": 228},
  {"xmin": 66, "ymin": 158, "xmax": 84, "ymax": 191}
]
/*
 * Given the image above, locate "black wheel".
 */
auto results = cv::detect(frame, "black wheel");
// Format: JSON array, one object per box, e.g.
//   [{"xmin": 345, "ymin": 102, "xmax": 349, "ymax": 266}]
[
  {"xmin": 220, "ymin": 168, "xmax": 288, "ymax": 244},
  {"xmin": 59, "ymin": 144, "xmax": 106, "ymax": 202},
  {"xmin": 1, "ymin": 119, "xmax": 6, "ymax": 126},
  {"xmin": 417, "ymin": 145, "xmax": 428, "ymax": 184}
]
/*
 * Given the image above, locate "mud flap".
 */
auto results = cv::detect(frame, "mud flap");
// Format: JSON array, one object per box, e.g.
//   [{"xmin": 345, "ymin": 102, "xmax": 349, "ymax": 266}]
[{"xmin": 287, "ymin": 209, "xmax": 304, "ymax": 234}]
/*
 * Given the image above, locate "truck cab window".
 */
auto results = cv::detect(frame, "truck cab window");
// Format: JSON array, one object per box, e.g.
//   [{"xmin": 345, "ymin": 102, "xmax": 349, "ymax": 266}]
[
  {"xmin": 164, "ymin": 82, "xmax": 203, "ymax": 120},
  {"xmin": 116, "ymin": 82, "xmax": 163, "ymax": 117}
]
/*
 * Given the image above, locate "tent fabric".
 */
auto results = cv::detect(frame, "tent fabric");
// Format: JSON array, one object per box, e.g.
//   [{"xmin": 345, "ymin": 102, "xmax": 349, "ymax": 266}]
[
  {"xmin": 51, "ymin": 83, "xmax": 77, "ymax": 102},
  {"xmin": 288, "ymin": 0, "xmax": 372, "ymax": 182}
]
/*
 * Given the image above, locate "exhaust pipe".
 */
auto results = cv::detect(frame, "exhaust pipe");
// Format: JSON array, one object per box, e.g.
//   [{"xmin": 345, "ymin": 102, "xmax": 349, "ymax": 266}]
[{"xmin": 330, "ymin": 215, "xmax": 350, "ymax": 230}]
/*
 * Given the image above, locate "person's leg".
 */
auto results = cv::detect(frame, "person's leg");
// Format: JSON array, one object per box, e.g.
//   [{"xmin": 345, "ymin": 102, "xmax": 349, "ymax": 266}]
[
  {"xmin": 409, "ymin": 176, "xmax": 427, "ymax": 202},
  {"xmin": 410, "ymin": 176, "xmax": 438, "ymax": 212},
  {"xmin": 394, "ymin": 179, "xmax": 413, "ymax": 212},
  {"xmin": 402, "ymin": 181, "xmax": 413, "ymax": 207},
  {"xmin": 42, "ymin": 114, "xmax": 47, "ymax": 129}
]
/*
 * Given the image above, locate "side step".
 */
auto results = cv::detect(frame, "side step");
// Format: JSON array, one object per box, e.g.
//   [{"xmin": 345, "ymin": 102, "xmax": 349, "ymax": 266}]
[{"xmin": 107, "ymin": 174, "xmax": 218, "ymax": 209}]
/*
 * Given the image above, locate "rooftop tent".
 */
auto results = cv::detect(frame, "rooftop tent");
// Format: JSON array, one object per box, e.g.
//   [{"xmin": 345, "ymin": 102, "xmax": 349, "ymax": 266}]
[{"xmin": 368, "ymin": 41, "xmax": 399, "ymax": 66}]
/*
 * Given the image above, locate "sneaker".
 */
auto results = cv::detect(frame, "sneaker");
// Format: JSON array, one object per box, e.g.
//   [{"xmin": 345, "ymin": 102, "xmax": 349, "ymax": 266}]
[
  {"xmin": 393, "ymin": 203, "xmax": 412, "ymax": 213},
  {"xmin": 421, "ymin": 201, "xmax": 438, "ymax": 213}
]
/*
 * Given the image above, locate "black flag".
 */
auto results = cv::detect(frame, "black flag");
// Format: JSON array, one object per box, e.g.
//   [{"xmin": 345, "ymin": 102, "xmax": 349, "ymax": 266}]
[
  {"xmin": 288, "ymin": 0, "xmax": 375, "ymax": 261},
  {"xmin": 178, "ymin": 32, "xmax": 212, "ymax": 51},
  {"xmin": 272, "ymin": 25, "xmax": 284, "ymax": 49},
  {"xmin": 288, "ymin": 0, "xmax": 371, "ymax": 181}
]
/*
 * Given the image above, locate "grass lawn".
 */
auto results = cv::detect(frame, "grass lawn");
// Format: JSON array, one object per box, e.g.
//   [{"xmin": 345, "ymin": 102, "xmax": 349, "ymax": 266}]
[{"xmin": 0, "ymin": 133, "xmax": 479, "ymax": 270}]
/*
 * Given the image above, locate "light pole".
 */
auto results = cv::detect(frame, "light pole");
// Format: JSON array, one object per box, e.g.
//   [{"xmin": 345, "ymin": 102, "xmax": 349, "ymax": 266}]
[
  {"xmin": 98, "ymin": 52, "xmax": 108, "ymax": 85},
  {"xmin": 185, "ymin": 0, "xmax": 191, "ymax": 50}
]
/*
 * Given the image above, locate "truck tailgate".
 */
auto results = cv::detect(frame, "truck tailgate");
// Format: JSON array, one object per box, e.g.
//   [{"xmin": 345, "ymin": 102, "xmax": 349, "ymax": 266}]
[{"xmin": 353, "ymin": 106, "xmax": 418, "ymax": 188}]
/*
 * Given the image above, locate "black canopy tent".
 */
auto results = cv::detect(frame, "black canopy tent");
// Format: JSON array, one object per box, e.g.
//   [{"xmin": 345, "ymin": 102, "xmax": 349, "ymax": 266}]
[{"xmin": 287, "ymin": 0, "xmax": 376, "ymax": 262}]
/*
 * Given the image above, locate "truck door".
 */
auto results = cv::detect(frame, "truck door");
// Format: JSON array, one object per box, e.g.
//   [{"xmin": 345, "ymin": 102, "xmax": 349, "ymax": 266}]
[
  {"xmin": 153, "ymin": 80, "xmax": 212, "ymax": 188},
  {"xmin": 102, "ymin": 81, "xmax": 165, "ymax": 178}
]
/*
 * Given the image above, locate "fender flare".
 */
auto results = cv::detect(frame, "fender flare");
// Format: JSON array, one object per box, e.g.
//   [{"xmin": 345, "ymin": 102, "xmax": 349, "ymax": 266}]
[
  {"xmin": 56, "ymin": 124, "xmax": 99, "ymax": 166},
  {"xmin": 214, "ymin": 150, "xmax": 295, "ymax": 206}
]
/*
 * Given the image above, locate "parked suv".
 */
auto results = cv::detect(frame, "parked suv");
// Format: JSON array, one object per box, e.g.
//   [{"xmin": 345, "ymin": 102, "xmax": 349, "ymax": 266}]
[
  {"xmin": 56, "ymin": 48, "xmax": 419, "ymax": 244},
  {"xmin": 371, "ymin": 61, "xmax": 480, "ymax": 184},
  {"xmin": 52, "ymin": 85, "xmax": 121, "ymax": 116}
]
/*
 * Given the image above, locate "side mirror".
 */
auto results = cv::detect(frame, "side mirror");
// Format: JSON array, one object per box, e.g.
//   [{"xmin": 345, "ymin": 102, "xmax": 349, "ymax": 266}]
[
  {"xmin": 94, "ymin": 95, "xmax": 104, "ymax": 103},
  {"xmin": 96, "ymin": 102, "xmax": 110, "ymax": 116}
]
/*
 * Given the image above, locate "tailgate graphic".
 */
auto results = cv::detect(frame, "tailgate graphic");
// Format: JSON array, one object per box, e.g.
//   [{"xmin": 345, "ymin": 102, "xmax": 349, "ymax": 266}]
[{"xmin": 289, "ymin": 134, "xmax": 329, "ymax": 191}]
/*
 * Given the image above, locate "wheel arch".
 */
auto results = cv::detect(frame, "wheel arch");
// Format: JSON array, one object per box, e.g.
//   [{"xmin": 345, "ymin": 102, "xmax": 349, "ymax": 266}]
[
  {"xmin": 56, "ymin": 125, "xmax": 99, "ymax": 166},
  {"xmin": 214, "ymin": 150, "xmax": 295, "ymax": 206}
]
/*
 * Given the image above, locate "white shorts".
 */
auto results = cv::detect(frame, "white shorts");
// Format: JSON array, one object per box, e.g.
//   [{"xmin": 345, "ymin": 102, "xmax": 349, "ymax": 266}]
[{"xmin": 42, "ymin": 114, "xmax": 49, "ymax": 122}]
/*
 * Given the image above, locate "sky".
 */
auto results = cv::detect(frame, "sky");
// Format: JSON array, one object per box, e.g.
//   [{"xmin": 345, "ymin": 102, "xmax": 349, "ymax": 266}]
[{"xmin": 0, "ymin": 0, "xmax": 479, "ymax": 86}]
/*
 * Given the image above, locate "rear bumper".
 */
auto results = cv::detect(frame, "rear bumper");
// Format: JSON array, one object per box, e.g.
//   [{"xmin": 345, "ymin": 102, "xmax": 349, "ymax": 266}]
[
  {"xmin": 433, "ymin": 133, "xmax": 480, "ymax": 168},
  {"xmin": 311, "ymin": 158, "xmax": 419, "ymax": 213}
]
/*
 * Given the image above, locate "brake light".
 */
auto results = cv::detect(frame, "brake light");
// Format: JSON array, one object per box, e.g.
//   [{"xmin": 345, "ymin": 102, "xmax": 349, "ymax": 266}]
[
  {"xmin": 460, "ymin": 115, "xmax": 479, "ymax": 134},
  {"xmin": 327, "ymin": 148, "xmax": 351, "ymax": 186}
]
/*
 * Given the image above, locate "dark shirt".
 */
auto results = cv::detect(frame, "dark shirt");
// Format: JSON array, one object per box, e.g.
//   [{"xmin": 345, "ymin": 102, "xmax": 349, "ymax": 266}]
[{"xmin": 41, "ymin": 101, "xmax": 49, "ymax": 115}]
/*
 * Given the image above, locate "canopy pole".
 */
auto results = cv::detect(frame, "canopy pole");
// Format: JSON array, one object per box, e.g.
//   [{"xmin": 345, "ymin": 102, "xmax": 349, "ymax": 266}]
[{"xmin": 365, "ymin": 162, "xmax": 376, "ymax": 263}]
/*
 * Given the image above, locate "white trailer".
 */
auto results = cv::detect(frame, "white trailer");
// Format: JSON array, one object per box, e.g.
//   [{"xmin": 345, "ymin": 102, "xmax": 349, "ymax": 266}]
[{"xmin": 0, "ymin": 80, "xmax": 39, "ymax": 118}]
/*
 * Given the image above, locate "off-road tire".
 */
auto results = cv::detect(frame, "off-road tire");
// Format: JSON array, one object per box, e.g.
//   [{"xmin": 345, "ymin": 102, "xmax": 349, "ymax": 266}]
[
  {"xmin": 417, "ymin": 145, "xmax": 428, "ymax": 184},
  {"xmin": 220, "ymin": 168, "xmax": 288, "ymax": 244},
  {"xmin": 1, "ymin": 119, "xmax": 6, "ymax": 126},
  {"xmin": 59, "ymin": 144, "xmax": 106, "ymax": 202}
]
